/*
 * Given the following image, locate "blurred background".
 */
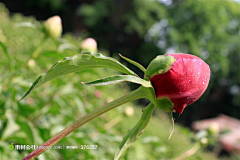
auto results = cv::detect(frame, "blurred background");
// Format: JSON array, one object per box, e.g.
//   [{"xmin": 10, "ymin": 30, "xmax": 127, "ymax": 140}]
[{"xmin": 0, "ymin": 0, "xmax": 239, "ymax": 159}]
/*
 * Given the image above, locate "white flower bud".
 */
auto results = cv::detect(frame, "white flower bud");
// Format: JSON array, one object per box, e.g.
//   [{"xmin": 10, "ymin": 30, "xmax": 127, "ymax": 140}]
[
  {"xmin": 124, "ymin": 106, "xmax": 134, "ymax": 117},
  {"xmin": 81, "ymin": 38, "xmax": 97, "ymax": 53},
  {"xmin": 44, "ymin": 15, "xmax": 62, "ymax": 39}
]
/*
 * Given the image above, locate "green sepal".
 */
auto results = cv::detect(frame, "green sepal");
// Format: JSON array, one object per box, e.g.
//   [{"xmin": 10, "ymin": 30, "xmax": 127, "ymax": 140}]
[
  {"xmin": 114, "ymin": 103, "xmax": 155, "ymax": 160},
  {"xmin": 132, "ymin": 83, "xmax": 174, "ymax": 113},
  {"xmin": 144, "ymin": 55, "xmax": 175, "ymax": 80},
  {"xmin": 82, "ymin": 75, "xmax": 151, "ymax": 88},
  {"xmin": 20, "ymin": 52, "xmax": 137, "ymax": 100},
  {"xmin": 154, "ymin": 97, "xmax": 174, "ymax": 112},
  {"xmin": 119, "ymin": 54, "xmax": 146, "ymax": 73}
]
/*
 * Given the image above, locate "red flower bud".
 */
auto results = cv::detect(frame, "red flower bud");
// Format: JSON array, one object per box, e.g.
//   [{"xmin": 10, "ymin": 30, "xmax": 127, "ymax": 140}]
[{"xmin": 147, "ymin": 53, "xmax": 210, "ymax": 114}]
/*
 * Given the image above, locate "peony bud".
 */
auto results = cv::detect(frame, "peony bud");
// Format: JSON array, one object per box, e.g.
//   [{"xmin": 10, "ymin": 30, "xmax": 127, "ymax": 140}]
[
  {"xmin": 145, "ymin": 53, "xmax": 210, "ymax": 114},
  {"xmin": 44, "ymin": 15, "xmax": 62, "ymax": 39},
  {"xmin": 207, "ymin": 122, "xmax": 219, "ymax": 136},
  {"xmin": 27, "ymin": 59, "xmax": 36, "ymax": 68},
  {"xmin": 200, "ymin": 137, "xmax": 208, "ymax": 145},
  {"xmin": 94, "ymin": 90, "xmax": 102, "ymax": 98},
  {"xmin": 81, "ymin": 38, "xmax": 97, "ymax": 53},
  {"xmin": 124, "ymin": 106, "xmax": 134, "ymax": 117}
]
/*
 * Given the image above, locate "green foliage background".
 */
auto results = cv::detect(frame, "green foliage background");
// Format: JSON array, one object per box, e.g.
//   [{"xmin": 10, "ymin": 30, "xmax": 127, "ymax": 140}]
[
  {"xmin": 78, "ymin": 0, "xmax": 240, "ymax": 125},
  {"xmin": 0, "ymin": 3, "xmax": 217, "ymax": 160}
]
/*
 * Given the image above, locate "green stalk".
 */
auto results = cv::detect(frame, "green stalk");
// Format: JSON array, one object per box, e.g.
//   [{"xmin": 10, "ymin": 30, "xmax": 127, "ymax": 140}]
[
  {"xmin": 32, "ymin": 36, "xmax": 48, "ymax": 58},
  {"xmin": 22, "ymin": 86, "xmax": 152, "ymax": 160},
  {"xmin": 168, "ymin": 112, "xmax": 175, "ymax": 140}
]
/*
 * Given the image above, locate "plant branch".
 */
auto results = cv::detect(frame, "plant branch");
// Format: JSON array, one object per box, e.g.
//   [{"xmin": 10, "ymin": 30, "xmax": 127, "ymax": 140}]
[
  {"xmin": 22, "ymin": 86, "xmax": 149, "ymax": 160},
  {"xmin": 32, "ymin": 36, "xmax": 48, "ymax": 58}
]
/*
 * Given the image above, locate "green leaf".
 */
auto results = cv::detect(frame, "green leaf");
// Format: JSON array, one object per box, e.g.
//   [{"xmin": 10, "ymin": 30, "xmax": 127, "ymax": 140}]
[
  {"xmin": 20, "ymin": 52, "xmax": 137, "ymax": 100},
  {"xmin": 58, "ymin": 43, "xmax": 78, "ymax": 52},
  {"xmin": 119, "ymin": 54, "xmax": 146, "ymax": 73},
  {"xmin": 40, "ymin": 51, "xmax": 66, "ymax": 59},
  {"xmin": 1, "ymin": 110, "xmax": 20, "ymax": 141},
  {"xmin": 82, "ymin": 75, "xmax": 152, "ymax": 87},
  {"xmin": 15, "ymin": 22, "xmax": 38, "ymax": 29},
  {"xmin": 0, "ymin": 41, "xmax": 11, "ymax": 63},
  {"xmin": 114, "ymin": 103, "xmax": 155, "ymax": 160}
]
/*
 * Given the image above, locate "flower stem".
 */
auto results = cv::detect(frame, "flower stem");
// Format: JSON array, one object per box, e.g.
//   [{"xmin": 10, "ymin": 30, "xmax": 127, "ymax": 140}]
[
  {"xmin": 32, "ymin": 37, "xmax": 48, "ymax": 58},
  {"xmin": 174, "ymin": 143, "xmax": 200, "ymax": 160},
  {"xmin": 22, "ymin": 86, "xmax": 150, "ymax": 160}
]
